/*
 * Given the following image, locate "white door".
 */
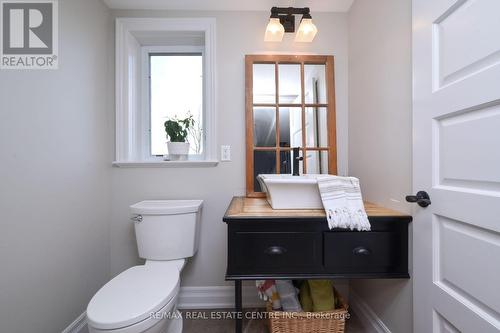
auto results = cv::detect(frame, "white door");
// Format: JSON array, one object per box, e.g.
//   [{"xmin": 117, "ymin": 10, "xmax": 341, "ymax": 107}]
[{"xmin": 413, "ymin": 0, "xmax": 500, "ymax": 332}]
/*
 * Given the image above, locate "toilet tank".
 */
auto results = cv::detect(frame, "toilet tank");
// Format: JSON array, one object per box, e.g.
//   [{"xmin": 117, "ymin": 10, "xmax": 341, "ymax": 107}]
[{"xmin": 130, "ymin": 200, "xmax": 203, "ymax": 260}]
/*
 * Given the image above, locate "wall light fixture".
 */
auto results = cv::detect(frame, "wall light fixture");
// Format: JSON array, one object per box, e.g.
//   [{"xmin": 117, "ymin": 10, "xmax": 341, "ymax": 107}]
[{"xmin": 264, "ymin": 7, "xmax": 318, "ymax": 43}]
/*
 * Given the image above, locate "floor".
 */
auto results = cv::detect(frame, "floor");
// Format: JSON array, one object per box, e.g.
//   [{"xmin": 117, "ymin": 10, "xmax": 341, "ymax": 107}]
[
  {"xmin": 83, "ymin": 308, "xmax": 366, "ymax": 333},
  {"xmin": 181, "ymin": 308, "xmax": 366, "ymax": 333}
]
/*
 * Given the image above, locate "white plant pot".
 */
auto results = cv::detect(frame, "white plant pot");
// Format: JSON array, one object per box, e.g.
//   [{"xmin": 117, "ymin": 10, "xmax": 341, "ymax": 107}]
[{"xmin": 166, "ymin": 142, "xmax": 190, "ymax": 161}]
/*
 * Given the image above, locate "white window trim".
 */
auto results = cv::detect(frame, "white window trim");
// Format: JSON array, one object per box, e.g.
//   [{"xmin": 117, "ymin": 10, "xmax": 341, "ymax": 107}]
[{"xmin": 114, "ymin": 17, "xmax": 217, "ymax": 167}]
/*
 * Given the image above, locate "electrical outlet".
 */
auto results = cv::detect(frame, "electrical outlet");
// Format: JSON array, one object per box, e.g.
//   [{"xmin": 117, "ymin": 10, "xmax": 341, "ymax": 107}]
[{"xmin": 221, "ymin": 145, "xmax": 231, "ymax": 161}]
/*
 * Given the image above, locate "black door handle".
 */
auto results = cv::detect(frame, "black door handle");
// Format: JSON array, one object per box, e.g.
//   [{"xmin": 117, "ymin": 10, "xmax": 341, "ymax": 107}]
[
  {"xmin": 353, "ymin": 246, "xmax": 371, "ymax": 256},
  {"xmin": 406, "ymin": 191, "xmax": 431, "ymax": 207},
  {"xmin": 265, "ymin": 246, "xmax": 287, "ymax": 255}
]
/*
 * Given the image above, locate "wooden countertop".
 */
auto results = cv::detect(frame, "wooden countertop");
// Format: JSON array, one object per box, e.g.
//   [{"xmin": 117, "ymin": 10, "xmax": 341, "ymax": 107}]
[{"xmin": 224, "ymin": 196, "xmax": 411, "ymax": 220}]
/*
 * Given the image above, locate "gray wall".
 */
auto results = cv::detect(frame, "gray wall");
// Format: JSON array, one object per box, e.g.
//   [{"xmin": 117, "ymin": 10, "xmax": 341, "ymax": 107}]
[
  {"xmin": 347, "ymin": 0, "xmax": 413, "ymax": 332},
  {"xmin": 0, "ymin": 0, "xmax": 113, "ymax": 332},
  {"xmin": 109, "ymin": 10, "xmax": 350, "ymax": 287},
  {"xmin": 0, "ymin": 2, "xmax": 415, "ymax": 331}
]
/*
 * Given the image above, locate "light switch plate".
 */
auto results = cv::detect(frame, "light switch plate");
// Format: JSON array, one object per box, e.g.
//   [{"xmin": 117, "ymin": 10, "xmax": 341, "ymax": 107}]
[{"xmin": 221, "ymin": 145, "xmax": 231, "ymax": 161}]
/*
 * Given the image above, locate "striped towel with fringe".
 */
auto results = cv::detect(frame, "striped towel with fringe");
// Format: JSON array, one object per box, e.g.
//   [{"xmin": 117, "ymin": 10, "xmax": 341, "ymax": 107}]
[{"xmin": 317, "ymin": 175, "xmax": 371, "ymax": 231}]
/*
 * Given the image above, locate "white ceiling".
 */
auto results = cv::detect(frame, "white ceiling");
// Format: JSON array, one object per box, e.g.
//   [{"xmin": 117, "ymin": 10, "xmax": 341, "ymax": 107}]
[{"xmin": 103, "ymin": 0, "xmax": 355, "ymax": 13}]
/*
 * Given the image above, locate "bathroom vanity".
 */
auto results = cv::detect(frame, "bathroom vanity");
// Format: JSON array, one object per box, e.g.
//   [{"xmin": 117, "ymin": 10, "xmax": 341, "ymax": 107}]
[
  {"xmin": 223, "ymin": 196, "xmax": 412, "ymax": 333},
  {"xmin": 235, "ymin": 54, "xmax": 412, "ymax": 333}
]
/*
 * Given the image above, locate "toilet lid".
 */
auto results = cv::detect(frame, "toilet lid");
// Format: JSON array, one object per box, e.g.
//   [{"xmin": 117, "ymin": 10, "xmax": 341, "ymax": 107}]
[{"xmin": 87, "ymin": 265, "xmax": 179, "ymax": 330}]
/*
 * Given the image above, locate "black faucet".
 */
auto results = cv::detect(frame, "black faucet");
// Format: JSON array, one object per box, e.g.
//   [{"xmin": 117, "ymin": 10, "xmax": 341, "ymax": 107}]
[{"xmin": 292, "ymin": 147, "xmax": 303, "ymax": 176}]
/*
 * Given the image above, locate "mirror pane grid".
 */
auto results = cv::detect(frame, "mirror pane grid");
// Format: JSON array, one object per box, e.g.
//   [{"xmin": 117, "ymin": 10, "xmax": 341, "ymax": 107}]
[
  {"xmin": 278, "ymin": 64, "xmax": 302, "ymax": 104},
  {"xmin": 305, "ymin": 107, "xmax": 328, "ymax": 148},
  {"xmin": 253, "ymin": 64, "xmax": 276, "ymax": 104},
  {"xmin": 278, "ymin": 107, "xmax": 302, "ymax": 148},
  {"xmin": 275, "ymin": 149, "xmax": 281, "ymax": 174},
  {"xmin": 279, "ymin": 150, "xmax": 292, "ymax": 174},
  {"xmin": 300, "ymin": 62, "xmax": 307, "ymax": 174},
  {"xmin": 306, "ymin": 150, "xmax": 329, "ymax": 174},
  {"xmin": 304, "ymin": 64, "xmax": 327, "ymax": 104},
  {"xmin": 253, "ymin": 107, "xmax": 276, "ymax": 147},
  {"xmin": 274, "ymin": 63, "xmax": 280, "ymax": 174},
  {"xmin": 253, "ymin": 150, "xmax": 277, "ymax": 192},
  {"xmin": 246, "ymin": 55, "xmax": 336, "ymax": 195}
]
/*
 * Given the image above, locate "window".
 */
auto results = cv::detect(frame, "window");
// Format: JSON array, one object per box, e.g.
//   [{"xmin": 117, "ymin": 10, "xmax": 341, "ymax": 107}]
[
  {"xmin": 114, "ymin": 18, "xmax": 216, "ymax": 167},
  {"xmin": 148, "ymin": 50, "xmax": 204, "ymax": 157}
]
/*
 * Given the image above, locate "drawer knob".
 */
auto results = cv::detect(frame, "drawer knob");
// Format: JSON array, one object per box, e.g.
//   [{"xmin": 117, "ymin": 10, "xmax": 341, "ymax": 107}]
[
  {"xmin": 353, "ymin": 246, "xmax": 371, "ymax": 256},
  {"xmin": 265, "ymin": 246, "xmax": 287, "ymax": 255}
]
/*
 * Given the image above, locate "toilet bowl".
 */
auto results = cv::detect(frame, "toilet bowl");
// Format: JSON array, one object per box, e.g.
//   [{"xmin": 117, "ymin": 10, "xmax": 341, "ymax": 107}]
[{"xmin": 86, "ymin": 200, "xmax": 203, "ymax": 333}]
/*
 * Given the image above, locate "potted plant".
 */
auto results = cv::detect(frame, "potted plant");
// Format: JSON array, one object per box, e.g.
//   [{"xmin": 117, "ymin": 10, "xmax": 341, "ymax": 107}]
[{"xmin": 164, "ymin": 115, "xmax": 194, "ymax": 160}]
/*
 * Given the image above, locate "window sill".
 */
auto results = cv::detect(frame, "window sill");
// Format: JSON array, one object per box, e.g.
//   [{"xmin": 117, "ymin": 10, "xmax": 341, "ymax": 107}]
[{"xmin": 112, "ymin": 160, "xmax": 219, "ymax": 168}]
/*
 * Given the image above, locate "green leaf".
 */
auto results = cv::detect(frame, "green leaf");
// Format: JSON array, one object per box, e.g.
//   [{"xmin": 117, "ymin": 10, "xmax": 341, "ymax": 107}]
[{"xmin": 164, "ymin": 114, "xmax": 195, "ymax": 142}]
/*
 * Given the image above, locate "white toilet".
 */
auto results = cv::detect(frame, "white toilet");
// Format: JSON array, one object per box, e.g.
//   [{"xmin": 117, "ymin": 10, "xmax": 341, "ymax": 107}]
[{"xmin": 86, "ymin": 200, "xmax": 203, "ymax": 333}]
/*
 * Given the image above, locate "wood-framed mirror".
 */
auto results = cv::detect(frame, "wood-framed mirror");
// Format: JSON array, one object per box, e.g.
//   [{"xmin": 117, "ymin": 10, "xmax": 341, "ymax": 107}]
[{"xmin": 246, "ymin": 54, "xmax": 338, "ymax": 197}]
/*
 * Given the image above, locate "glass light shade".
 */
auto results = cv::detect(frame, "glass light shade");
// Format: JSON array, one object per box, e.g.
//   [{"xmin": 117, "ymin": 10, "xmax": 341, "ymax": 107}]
[
  {"xmin": 295, "ymin": 18, "xmax": 318, "ymax": 42},
  {"xmin": 264, "ymin": 18, "xmax": 284, "ymax": 42}
]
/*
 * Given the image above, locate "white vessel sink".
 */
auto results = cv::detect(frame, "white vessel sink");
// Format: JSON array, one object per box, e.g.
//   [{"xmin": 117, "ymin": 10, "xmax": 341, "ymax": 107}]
[{"xmin": 257, "ymin": 174, "xmax": 325, "ymax": 210}]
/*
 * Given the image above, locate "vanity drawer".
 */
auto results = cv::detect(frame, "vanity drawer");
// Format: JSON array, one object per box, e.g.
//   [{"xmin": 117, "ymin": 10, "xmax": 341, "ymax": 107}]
[
  {"xmin": 229, "ymin": 231, "xmax": 322, "ymax": 274},
  {"xmin": 323, "ymin": 232, "xmax": 404, "ymax": 274}
]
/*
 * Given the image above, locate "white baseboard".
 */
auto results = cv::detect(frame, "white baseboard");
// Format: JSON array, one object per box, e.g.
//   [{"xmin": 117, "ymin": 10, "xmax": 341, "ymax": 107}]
[
  {"xmin": 61, "ymin": 286, "xmax": 264, "ymax": 332},
  {"xmin": 177, "ymin": 286, "xmax": 265, "ymax": 309},
  {"xmin": 350, "ymin": 290, "xmax": 391, "ymax": 333},
  {"xmin": 61, "ymin": 311, "xmax": 87, "ymax": 333}
]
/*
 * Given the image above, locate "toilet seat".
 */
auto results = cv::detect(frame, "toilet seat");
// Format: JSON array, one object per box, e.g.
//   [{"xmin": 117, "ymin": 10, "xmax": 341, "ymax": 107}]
[{"xmin": 87, "ymin": 264, "xmax": 180, "ymax": 330}]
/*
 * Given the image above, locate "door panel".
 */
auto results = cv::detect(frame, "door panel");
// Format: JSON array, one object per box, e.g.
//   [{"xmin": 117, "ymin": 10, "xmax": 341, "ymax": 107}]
[
  {"xmin": 432, "ymin": 286, "xmax": 499, "ymax": 333},
  {"xmin": 433, "ymin": 311, "xmax": 460, "ymax": 333},
  {"xmin": 434, "ymin": 0, "xmax": 500, "ymax": 88},
  {"xmin": 435, "ymin": 104, "xmax": 500, "ymax": 187},
  {"xmin": 435, "ymin": 217, "xmax": 500, "ymax": 316},
  {"xmin": 413, "ymin": 0, "xmax": 500, "ymax": 332},
  {"xmin": 432, "ymin": 189, "xmax": 500, "ymax": 233}
]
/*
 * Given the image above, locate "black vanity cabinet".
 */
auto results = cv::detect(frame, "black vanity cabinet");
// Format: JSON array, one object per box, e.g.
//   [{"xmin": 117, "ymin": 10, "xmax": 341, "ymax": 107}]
[{"xmin": 223, "ymin": 197, "xmax": 412, "ymax": 333}]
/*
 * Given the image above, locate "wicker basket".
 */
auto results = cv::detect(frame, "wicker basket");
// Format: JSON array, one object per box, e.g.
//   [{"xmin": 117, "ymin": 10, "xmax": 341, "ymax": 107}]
[{"xmin": 266, "ymin": 288, "xmax": 349, "ymax": 333}]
